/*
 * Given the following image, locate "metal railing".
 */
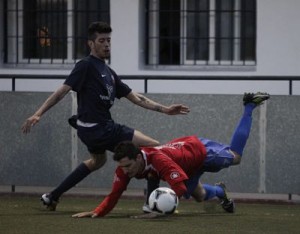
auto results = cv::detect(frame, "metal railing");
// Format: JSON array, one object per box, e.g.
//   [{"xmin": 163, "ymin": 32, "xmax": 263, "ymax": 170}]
[{"xmin": 0, "ymin": 74, "xmax": 299, "ymax": 95}]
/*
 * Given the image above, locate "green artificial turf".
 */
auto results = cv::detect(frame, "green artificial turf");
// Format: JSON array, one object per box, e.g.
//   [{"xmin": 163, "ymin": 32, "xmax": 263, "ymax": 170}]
[{"xmin": 0, "ymin": 195, "xmax": 299, "ymax": 234}]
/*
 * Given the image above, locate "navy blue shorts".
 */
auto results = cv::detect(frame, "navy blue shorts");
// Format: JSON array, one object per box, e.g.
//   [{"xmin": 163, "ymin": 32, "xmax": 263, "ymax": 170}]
[
  {"xmin": 183, "ymin": 137, "xmax": 234, "ymax": 199},
  {"xmin": 77, "ymin": 120, "xmax": 134, "ymax": 154}
]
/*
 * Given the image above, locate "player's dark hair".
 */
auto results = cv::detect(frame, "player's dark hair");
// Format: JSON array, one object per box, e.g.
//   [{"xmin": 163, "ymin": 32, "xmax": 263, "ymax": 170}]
[
  {"xmin": 88, "ymin": 21, "xmax": 112, "ymax": 41},
  {"xmin": 113, "ymin": 141, "xmax": 141, "ymax": 161}
]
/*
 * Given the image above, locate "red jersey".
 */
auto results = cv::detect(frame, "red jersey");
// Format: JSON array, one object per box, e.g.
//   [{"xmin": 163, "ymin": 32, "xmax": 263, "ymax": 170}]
[{"xmin": 94, "ymin": 135, "xmax": 207, "ymax": 216}]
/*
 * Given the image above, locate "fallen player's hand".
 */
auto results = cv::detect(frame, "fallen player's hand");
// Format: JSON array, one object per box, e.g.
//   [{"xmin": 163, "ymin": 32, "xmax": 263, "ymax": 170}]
[
  {"xmin": 130, "ymin": 212, "xmax": 166, "ymax": 219},
  {"xmin": 72, "ymin": 211, "xmax": 98, "ymax": 218}
]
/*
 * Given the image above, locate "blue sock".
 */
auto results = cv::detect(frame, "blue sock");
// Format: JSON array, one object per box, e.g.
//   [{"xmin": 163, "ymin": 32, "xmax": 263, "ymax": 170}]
[
  {"xmin": 203, "ymin": 184, "xmax": 225, "ymax": 200},
  {"xmin": 230, "ymin": 103, "xmax": 256, "ymax": 156},
  {"xmin": 50, "ymin": 163, "xmax": 91, "ymax": 200}
]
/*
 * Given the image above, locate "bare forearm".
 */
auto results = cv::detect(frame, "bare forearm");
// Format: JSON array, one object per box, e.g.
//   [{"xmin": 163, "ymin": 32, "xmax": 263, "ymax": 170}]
[
  {"xmin": 34, "ymin": 94, "xmax": 63, "ymax": 117},
  {"xmin": 34, "ymin": 85, "xmax": 71, "ymax": 117},
  {"xmin": 126, "ymin": 91, "xmax": 190, "ymax": 115},
  {"xmin": 130, "ymin": 93, "xmax": 167, "ymax": 113},
  {"xmin": 21, "ymin": 85, "xmax": 71, "ymax": 134}
]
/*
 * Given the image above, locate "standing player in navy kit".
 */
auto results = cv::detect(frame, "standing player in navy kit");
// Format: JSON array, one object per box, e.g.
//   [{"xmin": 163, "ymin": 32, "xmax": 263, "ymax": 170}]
[{"xmin": 21, "ymin": 21, "xmax": 190, "ymax": 211}]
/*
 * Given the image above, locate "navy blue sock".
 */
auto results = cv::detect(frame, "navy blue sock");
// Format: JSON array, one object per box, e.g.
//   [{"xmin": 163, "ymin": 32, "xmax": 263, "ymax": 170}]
[
  {"xmin": 50, "ymin": 163, "xmax": 91, "ymax": 200},
  {"xmin": 203, "ymin": 184, "xmax": 225, "ymax": 200},
  {"xmin": 146, "ymin": 177, "xmax": 160, "ymax": 204},
  {"xmin": 230, "ymin": 103, "xmax": 256, "ymax": 156}
]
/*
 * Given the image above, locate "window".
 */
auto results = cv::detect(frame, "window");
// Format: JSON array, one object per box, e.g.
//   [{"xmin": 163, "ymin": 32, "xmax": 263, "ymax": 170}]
[
  {"xmin": 145, "ymin": 0, "xmax": 256, "ymax": 67},
  {"xmin": 4, "ymin": 0, "xmax": 110, "ymax": 65}
]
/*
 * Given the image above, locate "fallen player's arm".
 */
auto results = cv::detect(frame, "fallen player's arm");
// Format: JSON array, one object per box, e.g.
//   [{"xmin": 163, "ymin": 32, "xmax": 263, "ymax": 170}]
[
  {"xmin": 71, "ymin": 190, "xmax": 124, "ymax": 218},
  {"xmin": 170, "ymin": 181, "xmax": 187, "ymax": 198},
  {"xmin": 72, "ymin": 168, "xmax": 129, "ymax": 218}
]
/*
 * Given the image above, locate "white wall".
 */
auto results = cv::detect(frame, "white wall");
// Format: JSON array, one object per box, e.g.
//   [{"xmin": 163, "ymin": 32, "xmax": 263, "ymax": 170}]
[
  {"xmin": 110, "ymin": 0, "xmax": 141, "ymax": 73},
  {"xmin": 256, "ymin": 0, "xmax": 300, "ymax": 75},
  {"xmin": 0, "ymin": 0, "xmax": 299, "ymax": 94},
  {"xmin": 109, "ymin": 0, "xmax": 300, "ymax": 77}
]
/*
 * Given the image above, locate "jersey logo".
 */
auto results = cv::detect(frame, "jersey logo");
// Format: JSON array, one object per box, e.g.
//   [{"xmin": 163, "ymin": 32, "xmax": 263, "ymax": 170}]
[
  {"xmin": 99, "ymin": 84, "xmax": 114, "ymax": 105},
  {"xmin": 113, "ymin": 174, "xmax": 120, "ymax": 183},
  {"xmin": 170, "ymin": 172, "xmax": 180, "ymax": 179}
]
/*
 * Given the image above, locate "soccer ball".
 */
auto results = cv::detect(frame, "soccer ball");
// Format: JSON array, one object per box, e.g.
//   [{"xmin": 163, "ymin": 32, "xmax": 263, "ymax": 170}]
[{"xmin": 148, "ymin": 187, "xmax": 179, "ymax": 214}]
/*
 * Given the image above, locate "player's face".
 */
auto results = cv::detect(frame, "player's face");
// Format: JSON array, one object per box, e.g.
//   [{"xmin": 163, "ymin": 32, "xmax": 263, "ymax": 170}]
[
  {"xmin": 89, "ymin": 32, "xmax": 111, "ymax": 59},
  {"xmin": 119, "ymin": 155, "xmax": 143, "ymax": 178}
]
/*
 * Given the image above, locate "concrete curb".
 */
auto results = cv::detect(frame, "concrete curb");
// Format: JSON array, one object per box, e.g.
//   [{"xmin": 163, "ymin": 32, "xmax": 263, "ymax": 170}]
[{"xmin": 0, "ymin": 185, "xmax": 299, "ymax": 205}]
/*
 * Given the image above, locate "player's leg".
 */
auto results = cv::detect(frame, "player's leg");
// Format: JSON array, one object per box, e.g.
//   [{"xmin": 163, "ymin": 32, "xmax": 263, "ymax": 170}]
[
  {"xmin": 186, "ymin": 174, "xmax": 226, "ymax": 203},
  {"xmin": 41, "ymin": 121, "xmax": 113, "ymax": 211},
  {"xmin": 41, "ymin": 152, "xmax": 107, "ymax": 211},
  {"xmin": 190, "ymin": 143, "xmax": 235, "ymax": 213},
  {"xmin": 131, "ymin": 130, "xmax": 160, "ymax": 212},
  {"xmin": 191, "ymin": 182, "xmax": 235, "ymax": 213},
  {"xmin": 230, "ymin": 92, "xmax": 270, "ymax": 164},
  {"xmin": 132, "ymin": 130, "xmax": 159, "ymax": 146},
  {"xmin": 199, "ymin": 138, "xmax": 235, "ymax": 172},
  {"xmin": 142, "ymin": 177, "xmax": 160, "ymax": 213}
]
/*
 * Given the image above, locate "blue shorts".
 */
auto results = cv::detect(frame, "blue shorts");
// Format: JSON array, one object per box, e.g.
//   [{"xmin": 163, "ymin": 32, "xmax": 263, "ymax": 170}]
[
  {"xmin": 183, "ymin": 137, "xmax": 234, "ymax": 199},
  {"xmin": 77, "ymin": 120, "xmax": 134, "ymax": 154}
]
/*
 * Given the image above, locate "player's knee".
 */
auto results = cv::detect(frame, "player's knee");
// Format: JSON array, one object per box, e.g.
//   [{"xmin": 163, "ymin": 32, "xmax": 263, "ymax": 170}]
[
  {"xmin": 94, "ymin": 156, "xmax": 107, "ymax": 170},
  {"xmin": 232, "ymin": 153, "xmax": 242, "ymax": 165},
  {"xmin": 151, "ymin": 139, "xmax": 160, "ymax": 146},
  {"xmin": 132, "ymin": 130, "xmax": 160, "ymax": 146},
  {"xmin": 192, "ymin": 187, "xmax": 206, "ymax": 202},
  {"xmin": 194, "ymin": 194, "xmax": 205, "ymax": 202},
  {"xmin": 86, "ymin": 154, "xmax": 107, "ymax": 171},
  {"xmin": 138, "ymin": 138, "xmax": 159, "ymax": 147}
]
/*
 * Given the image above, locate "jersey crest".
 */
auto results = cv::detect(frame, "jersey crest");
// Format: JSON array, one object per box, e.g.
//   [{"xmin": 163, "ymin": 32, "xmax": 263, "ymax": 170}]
[
  {"xmin": 113, "ymin": 174, "xmax": 120, "ymax": 183},
  {"xmin": 170, "ymin": 171, "xmax": 180, "ymax": 179},
  {"xmin": 99, "ymin": 84, "xmax": 114, "ymax": 105}
]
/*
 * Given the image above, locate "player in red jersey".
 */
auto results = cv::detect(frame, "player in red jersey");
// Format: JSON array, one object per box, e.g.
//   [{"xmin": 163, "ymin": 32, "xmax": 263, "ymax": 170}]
[{"xmin": 72, "ymin": 92, "xmax": 270, "ymax": 218}]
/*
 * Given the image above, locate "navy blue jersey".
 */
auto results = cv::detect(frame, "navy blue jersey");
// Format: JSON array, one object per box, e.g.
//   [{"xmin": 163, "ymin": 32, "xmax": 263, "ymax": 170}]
[{"xmin": 64, "ymin": 55, "xmax": 132, "ymax": 123}]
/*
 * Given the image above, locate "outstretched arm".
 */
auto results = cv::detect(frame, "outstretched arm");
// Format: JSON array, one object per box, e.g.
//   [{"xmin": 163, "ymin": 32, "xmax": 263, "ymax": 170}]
[
  {"xmin": 72, "ymin": 167, "xmax": 129, "ymax": 218},
  {"xmin": 21, "ymin": 84, "xmax": 72, "ymax": 134},
  {"xmin": 72, "ymin": 190, "xmax": 123, "ymax": 218},
  {"xmin": 126, "ymin": 91, "xmax": 190, "ymax": 115}
]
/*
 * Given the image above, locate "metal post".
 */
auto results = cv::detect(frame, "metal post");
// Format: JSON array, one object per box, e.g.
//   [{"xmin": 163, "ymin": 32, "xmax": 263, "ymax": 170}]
[
  {"xmin": 12, "ymin": 77, "xmax": 16, "ymax": 91},
  {"xmin": 145, "ymin": 78, "xmax": 148, "ymax": 93}
]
